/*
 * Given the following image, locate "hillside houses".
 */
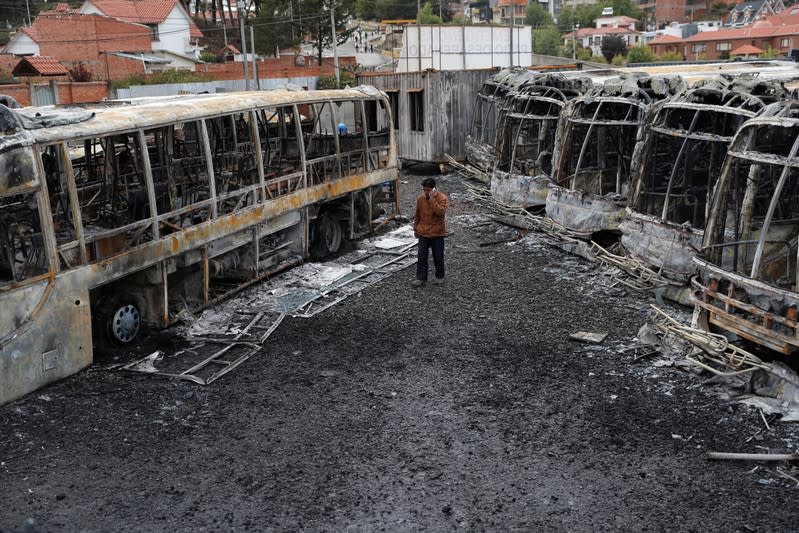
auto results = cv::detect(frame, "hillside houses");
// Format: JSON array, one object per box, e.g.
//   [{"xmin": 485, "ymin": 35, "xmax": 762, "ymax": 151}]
[
  {"xmin": 649, "ymin": 8, "xmax": 799, "ymax": 60},
  {"xmin": 79, "ymin": 0, "xmax": 204, "ymax": 59},
  {"xmin": 1, "ymin": 0, "xmax": 203, "ymax": 77}
]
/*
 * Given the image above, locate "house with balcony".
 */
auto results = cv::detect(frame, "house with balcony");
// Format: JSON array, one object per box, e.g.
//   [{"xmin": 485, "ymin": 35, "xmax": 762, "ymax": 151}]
[
  {"xmin": 79, "ymin": 0, "xmax": 204, "ymax": 62},
  {"xmin": 497, "ymin": 0, "xmax": 528, "ymax": 24}
]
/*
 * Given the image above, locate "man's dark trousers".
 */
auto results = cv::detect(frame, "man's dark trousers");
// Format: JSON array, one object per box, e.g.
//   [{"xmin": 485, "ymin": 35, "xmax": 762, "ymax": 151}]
[{"xmin": 417, "ymin": 236, "xmax": 445, "ymax": 281}]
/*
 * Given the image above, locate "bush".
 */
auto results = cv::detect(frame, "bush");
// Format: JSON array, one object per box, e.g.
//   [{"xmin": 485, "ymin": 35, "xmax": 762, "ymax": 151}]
[
  {"xmin": 760, "ymin": 47, "xmax": 780, "ymax": 58},
  {"xmin": 611, "ymin": 54, "xmax": 626, "ymax": 66},
  {"xmin": 199, "ymin": 51, "xmax": 221, "ymax": 63},
  {"xmin": 317, "ymin": 72, "xmax": 356, "ymax": 89},
  {"xmin": 110, "ymin": 70, "xmax": 214, "ymax": 89},
  {"xmin": 626, "ymin": 44, "xmax": 655, "ymax": 64},
  {"xmin": 576, "ymin": 48, "xmax": 594, "ymax": 61},
  {"xmin": 657, "ymin": 51, "xmax": 683, "ymax": 61}
]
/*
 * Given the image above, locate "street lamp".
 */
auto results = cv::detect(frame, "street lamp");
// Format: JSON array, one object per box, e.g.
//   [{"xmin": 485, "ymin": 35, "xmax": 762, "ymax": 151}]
[{"xmin": 573, "ymin": 22, "xmax": 580, "ymax": 61}]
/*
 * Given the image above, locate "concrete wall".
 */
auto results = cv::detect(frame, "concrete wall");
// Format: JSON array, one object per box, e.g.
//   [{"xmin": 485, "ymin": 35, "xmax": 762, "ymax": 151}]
[{"xmin": 397, "ymin": 25, "xmax": 533, "ymax": 72}]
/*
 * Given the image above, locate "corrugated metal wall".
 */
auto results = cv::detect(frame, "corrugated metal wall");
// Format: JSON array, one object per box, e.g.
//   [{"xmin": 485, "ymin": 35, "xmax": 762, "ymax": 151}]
[{"xmin": 358, "ymin": 69, "xmax": 496, "ymax": 163}]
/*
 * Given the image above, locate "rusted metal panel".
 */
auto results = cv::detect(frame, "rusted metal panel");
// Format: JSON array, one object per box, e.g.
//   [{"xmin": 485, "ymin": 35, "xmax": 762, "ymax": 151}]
[
  {"xmin": 620, "ymin": 209, "xmax": 703, "ymax": 280},
  {"xmin": 0, "ymin": 277, "xmax": 92, "ymax": 405},
  {"xmin": 545, "ymin": 184, "xmax": 627, "ymax": 233}
]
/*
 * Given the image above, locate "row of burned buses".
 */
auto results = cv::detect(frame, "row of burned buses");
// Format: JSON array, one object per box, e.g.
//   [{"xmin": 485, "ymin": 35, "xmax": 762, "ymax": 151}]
[
  {"xmin": 466, "ymin": 62, "xmax": 799, "ymax": 356},
  {"xmin": 0, "ymin": 87, "xmax": 399, "ymax": 404}
]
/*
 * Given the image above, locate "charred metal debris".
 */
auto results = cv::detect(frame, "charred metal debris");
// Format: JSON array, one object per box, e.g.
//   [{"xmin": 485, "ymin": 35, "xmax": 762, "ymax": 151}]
[{"xmin": 461, "ymin": 67, "xmax": 799, "ymax": 358}]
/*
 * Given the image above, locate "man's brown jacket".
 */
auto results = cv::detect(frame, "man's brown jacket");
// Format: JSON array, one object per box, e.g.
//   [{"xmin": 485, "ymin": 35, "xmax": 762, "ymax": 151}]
[{"xmin": 413, "ymin": 191, "xmax": 448, "ymax": 238}]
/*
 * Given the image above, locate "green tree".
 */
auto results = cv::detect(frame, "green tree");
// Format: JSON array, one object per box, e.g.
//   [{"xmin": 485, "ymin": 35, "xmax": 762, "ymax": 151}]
[
  {"xmin": 532, "ymin": 26, "xmax": 562, "ymax": 55},
  {"xmin": 419, "ymin": 1, "xmax": 442, "ymax": 23},
  {"xmin": 354, "ymin": 0, "xmax": 377, "ymax": 19},
  {"xmin": 252, "ymin": 0, "xmax": 298, "ymax": 57},
  {"xmin": 303, "ymin": 0, "xmax": 355, "ymax": 64},
  {"xmin": 626, "ymin": 44, "xmax": 655, "ymax": 63},
  {"xmin": 526, "ymin": 3, "xmax": 553, "ymax": 28},
  {"xmin": 601, "ymin": 34, "xmax": 627, "ymax": 62},
  {"xmin": 760, "ymin": 46, "xmax": 780, "ymax": 58},
  {"xmin": 374, "ymin": 0, "xmax": 417, "ymax": 20}
]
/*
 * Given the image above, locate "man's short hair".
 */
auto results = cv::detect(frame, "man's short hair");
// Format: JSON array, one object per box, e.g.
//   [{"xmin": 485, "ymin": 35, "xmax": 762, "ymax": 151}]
[{"xmin": 422, "ymin": 177, "xmax": 436, "ymax": 188}]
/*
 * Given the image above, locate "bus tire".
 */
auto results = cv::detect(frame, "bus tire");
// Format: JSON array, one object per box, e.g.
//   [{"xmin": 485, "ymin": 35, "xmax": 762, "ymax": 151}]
[
  {"xmin": 96, "ymin": 296, "xmax": 141, "ymax": 345},
  {"xmin": 311, "ymin": 213, "xmax": 342, "ymax": 258}
]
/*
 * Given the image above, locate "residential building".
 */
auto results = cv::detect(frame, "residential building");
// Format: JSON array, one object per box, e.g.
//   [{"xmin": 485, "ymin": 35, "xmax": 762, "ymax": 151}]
[
  {"xmin": 2, "ymin": 8, "xmax": 158, "ymax": 80},
  {"xmin": 595, "ymin": 15, "xmax": 638, "ymax": 30},
  {"xmin": 565, "ymin": 21, "xmax": 641, "ymax": 57},
  {"xmin": 79, "ymin": 0, "xmax": 204, "ymax": 61},
  {"xmin": 649, "ymin": 18, "xmax": 799, "ymax": 59},
  {"xmin": 728, "ymin": 0, "xmax": 784, "ymax": 26},
  {"xmin": 497, "ymin": 0, "xmax": 528, "ymax": 24}
]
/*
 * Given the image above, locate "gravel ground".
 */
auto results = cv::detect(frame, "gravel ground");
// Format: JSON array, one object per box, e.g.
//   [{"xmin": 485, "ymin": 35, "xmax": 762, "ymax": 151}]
[{"xmin": 2, "ymin": 168, "xmax": 799, "ymax": 532}]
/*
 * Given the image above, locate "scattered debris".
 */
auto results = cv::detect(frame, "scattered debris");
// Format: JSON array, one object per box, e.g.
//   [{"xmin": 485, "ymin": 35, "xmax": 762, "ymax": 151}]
[{"xmin": 569, "ymin": 331, "xmax": 608, "ymax": 344}]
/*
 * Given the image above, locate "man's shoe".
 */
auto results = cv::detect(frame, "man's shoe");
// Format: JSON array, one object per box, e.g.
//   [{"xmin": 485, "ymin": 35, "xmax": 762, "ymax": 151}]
[
  {"xmin": 432, "ymin": 277, "xmax": 444, "ymax": 285},
  {"xmin": 411, "ymin": 279, "xmax": 425, "ymax": 287}
]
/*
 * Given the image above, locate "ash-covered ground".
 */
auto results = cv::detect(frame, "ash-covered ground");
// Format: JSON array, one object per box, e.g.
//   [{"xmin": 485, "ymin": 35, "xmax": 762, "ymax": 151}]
[{"xmin": 2, "ymin": 168, "xmax": 799, "ymax": 532}]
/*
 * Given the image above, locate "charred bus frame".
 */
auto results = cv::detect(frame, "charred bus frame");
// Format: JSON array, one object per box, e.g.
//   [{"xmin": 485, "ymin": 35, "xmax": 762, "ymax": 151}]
[
  {"xmin": 465, "ymin": 68, "xmax": 535, "ymax": 174},
  {"xmin": 0, "ymin": 87, "xmax": 399, "ymax": 404},
  {"xmin": 545, "ymin": 75, "xmax": 685, "ymax": 238},
  {"xmin": 622, "ymin": 76, "xmax": 784, "ymax": 282},
  {"xmin": 490, "ymin": 74, "xmax": 593, "ymax": 208},
  {"xmin": 693, "ymin": 101, "xmax": 799, "ymax": 354}
]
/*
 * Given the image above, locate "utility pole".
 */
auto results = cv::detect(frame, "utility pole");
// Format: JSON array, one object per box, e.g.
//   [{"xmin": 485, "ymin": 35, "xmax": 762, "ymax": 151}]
[
  {"xmin": 250, "ymin": 25, "xmax": 259, "ymax": 89},
  {"xmin": 330, "ymin": 1, "xmax": 340, "ymax": 87},
  {"xmin": 417, "ymin": 0, "xmax": 422, "ymax": 71},
  {"xmin": 510, "ymin": 0, "xmax": 514, "ymax": 67},
  {"xmin": 238, "ymin": 0, "xmax": 250, "ymax": 90},
  {"xmin": 572, "ymin": 22, "xmax": 579, "ymax": 61}
]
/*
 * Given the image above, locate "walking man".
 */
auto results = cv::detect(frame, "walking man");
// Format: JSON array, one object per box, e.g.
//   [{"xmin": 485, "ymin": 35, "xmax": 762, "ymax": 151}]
[{"xmin": 412, "ymin": 177, "xmax": 448, "ymax": 287}]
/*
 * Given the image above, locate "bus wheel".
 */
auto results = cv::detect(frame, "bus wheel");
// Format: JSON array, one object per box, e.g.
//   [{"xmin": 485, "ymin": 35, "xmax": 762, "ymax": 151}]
[
  {"xmin": 312, "ymin": 213, "xmax": 342, "ymax": 257},
  {"xmin": 98, "ymin": 297, "xmax": 141, "ymax": 345}
]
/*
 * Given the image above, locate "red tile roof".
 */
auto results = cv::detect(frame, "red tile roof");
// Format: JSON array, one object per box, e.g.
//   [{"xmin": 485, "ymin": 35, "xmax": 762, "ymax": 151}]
[
  {"xmin": 647, "ymin": 34, "xmax": 682, "ymax": 44},
  {"xmin": 86, "ymin": 0, "xmax": 203, "ymax": 38},
  {"xmin": 13, "ymin": 55, "xmax": 69, "ymax": 76},
  {"xmin": 684, "ymin": 22, "xmax": 799, "ymax": 41},
  {"xmin": 86, "ymin": 0, "xmax": 176, "ymax": 24},
  {"xmin": 731, "ymin": 43, "xmax": 764, "ymax": 54}
]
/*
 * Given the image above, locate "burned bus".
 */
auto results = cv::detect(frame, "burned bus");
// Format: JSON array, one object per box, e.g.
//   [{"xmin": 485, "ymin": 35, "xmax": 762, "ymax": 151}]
[
  {"xmin": 545, "ymin": 74, "xmax": 685, "ymax": 238},
  {"xmin": 490, "ymin": 74, "xmax": 593, "ymax": 208},
  {"xmin": 465, "ymin": 67, "xmax": 536, "ymax": 174},
  {"xmin": 0, "ymin": 87, "xmax": 399, "ymax": 404},
  {"xmin": 621, "ymin": 76, "xmax": 786, "ymax": 283},
  {"xmin": 692, "ymin": 100, "xmax": 799, "ymax": 354}
]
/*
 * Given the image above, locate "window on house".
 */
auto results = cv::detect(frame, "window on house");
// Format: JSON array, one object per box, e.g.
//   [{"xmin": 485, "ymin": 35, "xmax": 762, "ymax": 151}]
[
  {"xmin": 716, "ymin": 42, "xmax": 731, "ymax": 51},
  {"xmin": 409, "ymin": 90, "xmax": 424, "ymax": 132},
  {"xmin": 692, "ymin": 43, "xmax": 706, "ymax": 52},
  {"xmin": 148, "ymin": 24, "xmax": 160, "ymax": 41},
  {"xmin": 782, "ymin": 37, "xmax": 791, "ymax": 47}
]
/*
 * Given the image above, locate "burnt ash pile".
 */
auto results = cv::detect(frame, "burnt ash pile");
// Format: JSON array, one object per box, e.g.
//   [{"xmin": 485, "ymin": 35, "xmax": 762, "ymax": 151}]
[{"xmin": 2, "ymin": 170, "xmax": 799, "ymax": 531}]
